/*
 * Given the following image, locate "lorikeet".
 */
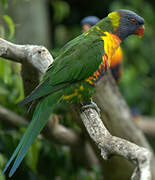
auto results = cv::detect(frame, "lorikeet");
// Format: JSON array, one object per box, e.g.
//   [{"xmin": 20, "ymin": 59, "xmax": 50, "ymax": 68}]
[
  {"xmin": 2, "ymin": 9, "xmax": 145, "ymax": 177},
  {"xmin": 81, "ymin": 15, "xmax": 123, "ymax": 82}
]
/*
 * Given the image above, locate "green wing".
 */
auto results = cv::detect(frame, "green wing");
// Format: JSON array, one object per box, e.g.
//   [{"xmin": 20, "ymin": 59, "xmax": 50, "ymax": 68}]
[{"xmin": 19, "ymin": 34, "xmax": 105, "ymax": 105}]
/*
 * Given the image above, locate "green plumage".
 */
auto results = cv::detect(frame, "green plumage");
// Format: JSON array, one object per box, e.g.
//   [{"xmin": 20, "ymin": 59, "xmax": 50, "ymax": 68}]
[
  {"xmin": 1, "ymin": 9, "xmax": 145, "ymax": 177},
  {"xmin": 19, "ymin": 24, "xmax": 108, "ymax": 106},
  {"xmin": 3, "ymin": 18, "xmax": 109, "ymax": 177}
]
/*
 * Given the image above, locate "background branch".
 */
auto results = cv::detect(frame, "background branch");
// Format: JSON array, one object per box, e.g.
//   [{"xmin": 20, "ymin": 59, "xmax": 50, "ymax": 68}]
[
  {"xmin": 0, "ymin": 105, "xmax": 27, "ymax": 127},
  {"xmin": 135, "ymin": 116, "xmax": 155, "ymax": 138}
]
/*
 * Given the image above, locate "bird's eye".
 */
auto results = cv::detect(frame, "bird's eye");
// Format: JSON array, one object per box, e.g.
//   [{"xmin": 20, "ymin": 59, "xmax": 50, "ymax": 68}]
[{"xmin": 130, "ymin": 18, "xmax": 137, "ymax": 23}]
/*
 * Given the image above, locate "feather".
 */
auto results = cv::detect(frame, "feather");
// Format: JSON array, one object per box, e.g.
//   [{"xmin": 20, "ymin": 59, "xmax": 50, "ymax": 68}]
[{"xmin": 19, "ymin": 78, "xmax": 69, "ymax": 106}]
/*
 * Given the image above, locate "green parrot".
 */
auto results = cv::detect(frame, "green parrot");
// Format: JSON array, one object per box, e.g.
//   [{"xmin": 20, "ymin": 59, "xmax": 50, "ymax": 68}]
[{"xmin": 1, "ymin": 9, "xmax": 145, "ymax": 177}]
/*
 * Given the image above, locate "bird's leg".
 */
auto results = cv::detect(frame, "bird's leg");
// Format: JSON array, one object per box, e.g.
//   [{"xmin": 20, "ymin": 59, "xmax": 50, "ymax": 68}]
[{"xmin": 81, "ymin": 99, "xmax": 101, "ymax": 116}]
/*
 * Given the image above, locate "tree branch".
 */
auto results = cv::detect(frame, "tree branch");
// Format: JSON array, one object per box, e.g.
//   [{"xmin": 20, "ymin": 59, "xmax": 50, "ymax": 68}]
[
  {"xmin": 0, "ymin": 38, "xmax": 53, "ymax": 95},
  {"xmin": 80, "ymin": 107, "xmax": 152, "ymax": 180},
  {"xmin": 0, "ymin": 105, "xmax": 27, "ymax": 127},
  {"xmin": 0, "ymin": 38, "xmax": 52, "ymax": 72},
  {"xmin": 135, "ymin": 116, "xmax": 155, "ymax": 138}
]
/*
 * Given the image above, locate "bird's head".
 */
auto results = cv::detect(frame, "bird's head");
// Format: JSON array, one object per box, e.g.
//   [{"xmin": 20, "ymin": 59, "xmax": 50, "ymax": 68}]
[
  {"xmin": 108, "ymin": 9, "xmax": 145, "ymax": 40},
  {"xmin": 81, "ymin": 16, "xmax": 100, "ymax": 32}
]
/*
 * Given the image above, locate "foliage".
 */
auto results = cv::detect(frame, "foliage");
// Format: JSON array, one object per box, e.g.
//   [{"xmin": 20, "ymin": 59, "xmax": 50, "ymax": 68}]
[
  {"xmin": 52, "ymin": 0, "xmax": 70, "ymax": 23},
  {"xmin": 0, "ymin": 1, "xmax": 23, "ymax": 114},
  {"xmin": 3, "ymin": 15, "xmax": 15, "ymax": 40},
  {"xmin": 0, "ymin": 1, "xmax": 14, "ymax": 39},
  {"xmin": 0, "ymin": 59, "xmax": 24, "ymax": 111}
]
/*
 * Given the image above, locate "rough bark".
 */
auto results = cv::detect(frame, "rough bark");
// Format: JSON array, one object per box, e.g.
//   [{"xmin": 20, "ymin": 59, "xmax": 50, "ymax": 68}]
[
  {"xmin": 0, "ymin": 38, "xmax": 53, "ymax": 95},
  {"xmin": 80, "ymin": 107, "xmax": 152, "ymax": 180}
]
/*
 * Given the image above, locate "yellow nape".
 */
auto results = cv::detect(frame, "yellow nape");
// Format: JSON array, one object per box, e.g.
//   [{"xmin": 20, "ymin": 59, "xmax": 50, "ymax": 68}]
[{"xmin": 108, "ymin": 12, "xmax": 120, "ymax": 29}]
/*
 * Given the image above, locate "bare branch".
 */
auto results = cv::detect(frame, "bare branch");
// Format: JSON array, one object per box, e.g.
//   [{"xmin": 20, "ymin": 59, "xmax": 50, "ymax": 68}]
[
  {"xmin": 0, "ymin": 38, "xmax": 53, "ymax": 95},
  {"xmin": 44, "ymin": 115, "xmax": 81, "ymax": 146},
  {"xmin": 135, "ymin": 116, "xmax": 155, "ymax": 138},
  {"xmin": 0, "ymin": 38, "xmax": 53, "ymax": 73},
  {"xmin": 80, "ymin": 107, "xmax": 152, "ymax": 180},
  {"xmin": 0, "ymin": 105, "xmax": 27, "ymax": 127}
]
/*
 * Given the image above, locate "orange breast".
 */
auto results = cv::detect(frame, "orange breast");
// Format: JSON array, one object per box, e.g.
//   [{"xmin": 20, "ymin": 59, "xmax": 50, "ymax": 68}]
[
  {"xmin": 110, "ymin": 46, "xmax": 123, "ymax": 68},
  {"xmin": 85, "ymin": 32, "xmax": 121, "ymax": 86}
]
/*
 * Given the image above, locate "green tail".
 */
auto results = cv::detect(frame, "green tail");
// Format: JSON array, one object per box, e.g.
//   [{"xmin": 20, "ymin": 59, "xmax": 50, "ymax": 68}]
[{"xmin": 1, "ymin": 92, "xmax": 61, "ymax": 177}]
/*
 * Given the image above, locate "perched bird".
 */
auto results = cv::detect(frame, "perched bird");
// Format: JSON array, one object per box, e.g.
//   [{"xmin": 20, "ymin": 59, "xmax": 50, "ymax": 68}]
[
  {"xmin": 2, "ymin": 9, "xmax": 145, "ymax": 177},
  {"xmin": 81, "ymin": 15, "xmax": 123, "ymax": 82}
]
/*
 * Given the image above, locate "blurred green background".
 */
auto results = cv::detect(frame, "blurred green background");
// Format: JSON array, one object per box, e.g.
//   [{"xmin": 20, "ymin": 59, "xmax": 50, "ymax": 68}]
[{"xmin": 0, "ymin": 0, "xmax": 155, "ymax": 179}]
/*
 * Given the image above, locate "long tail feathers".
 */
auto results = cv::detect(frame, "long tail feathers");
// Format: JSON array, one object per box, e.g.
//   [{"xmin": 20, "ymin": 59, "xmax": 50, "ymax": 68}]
[{"xmin": 1, "ymin": 93, "xmax": 60, "ymax": 177}]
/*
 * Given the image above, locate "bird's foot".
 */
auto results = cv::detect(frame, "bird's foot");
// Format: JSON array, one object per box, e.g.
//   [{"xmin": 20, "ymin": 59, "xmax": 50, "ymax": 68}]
[{"xmin": 81, "ymin": 100, "xmax": 101, "ymax": 116}]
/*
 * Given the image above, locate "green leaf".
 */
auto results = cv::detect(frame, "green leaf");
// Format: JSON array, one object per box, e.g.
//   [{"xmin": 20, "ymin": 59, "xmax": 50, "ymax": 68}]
[
  {"xmin": 3, "ymin": 15, "xmax": 15, "ymax": 39},
  {"xmin": 1, "ymin": 0, "xmax": 6, "ymax": 6},
  {"xmin": 0, "ymin": 154, "xmax": 6, "ymax": 180},
  {"xmin": 0, "ymin": 59, "xmax": 12, "ymax": 84},
  {"xmin": 1, "ymin": 0, "xmax": 8, "ymax": 11},
  {"xmin": 0, "ymin": 25, "xmax": 5, "ymax": 38},
  {"xmin": 53, "ymin": 1, "xmax": 70, "ymax": 23}
]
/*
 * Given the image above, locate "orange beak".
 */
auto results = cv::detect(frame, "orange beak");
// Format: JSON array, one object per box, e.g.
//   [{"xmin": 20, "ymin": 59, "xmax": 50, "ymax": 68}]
[{"xmin": 135, "ymin": 25, "xmax": 145, "ymax": 38}]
